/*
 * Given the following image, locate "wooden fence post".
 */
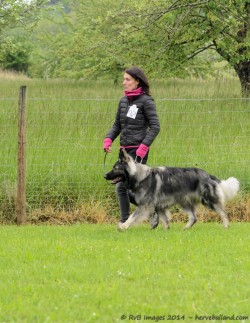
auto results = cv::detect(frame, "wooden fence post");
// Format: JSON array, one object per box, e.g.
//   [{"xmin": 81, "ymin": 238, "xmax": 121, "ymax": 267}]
[{"xmin": 16, "ymin": 86, "xmax": 27, "ymax": 225}]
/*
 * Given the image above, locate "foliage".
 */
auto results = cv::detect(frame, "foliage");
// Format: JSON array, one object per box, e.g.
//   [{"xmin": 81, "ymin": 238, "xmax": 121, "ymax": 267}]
[
  {"xmin": 0, "ymin": 0, "xmax": 49, "ymax": 33},
  {"xmin": 0, "ymin": 36, "xmax": 31, "ymax": 73},
  {"xmin": 26, "ymin": 2, "xmax": 75, "ymax": 78},
  {"xmin": 0, "ymin": 0, "xmax": 249, "ymax": 95},
  {"xmin": 40, "ymin": 0, "xmax": 249, "ymax": 94},
  {"xmin": 0, "ymin": 0, "xmax": 53, "ymax": 73}
]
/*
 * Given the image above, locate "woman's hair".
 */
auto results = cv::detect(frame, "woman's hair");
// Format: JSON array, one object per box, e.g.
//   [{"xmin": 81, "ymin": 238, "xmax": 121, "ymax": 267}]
[{"xmin": 125, "ymin": 66, "xmax": 150, "ymax": 95}]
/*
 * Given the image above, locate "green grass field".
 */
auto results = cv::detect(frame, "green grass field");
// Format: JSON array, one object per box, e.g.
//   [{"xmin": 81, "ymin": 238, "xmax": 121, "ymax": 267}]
[
  {"xmin": 0, "ymin": 223, "xmax": 249, "ymax": 322},
  {"xmin": 0, "ymin": 77, "xmax": 249, "ymax": 222}
]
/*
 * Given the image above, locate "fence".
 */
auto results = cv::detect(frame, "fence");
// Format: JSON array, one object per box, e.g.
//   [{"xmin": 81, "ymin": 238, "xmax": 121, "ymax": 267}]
[{"xmin": 0, "ymin": 87, "xmax": 249, "ymax": 223}]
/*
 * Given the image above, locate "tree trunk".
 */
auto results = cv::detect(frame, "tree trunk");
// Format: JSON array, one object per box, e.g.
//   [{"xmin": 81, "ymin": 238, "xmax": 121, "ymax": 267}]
[{"xmin": 234, "ymin": 61, "xmax": 250, "ymax": 97}]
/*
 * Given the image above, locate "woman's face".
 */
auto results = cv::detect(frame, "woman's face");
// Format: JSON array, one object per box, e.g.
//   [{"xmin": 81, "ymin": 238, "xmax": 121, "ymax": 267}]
[{"xmin": 123, "ymin": 73, "xmax": 139, "ymax": 91}]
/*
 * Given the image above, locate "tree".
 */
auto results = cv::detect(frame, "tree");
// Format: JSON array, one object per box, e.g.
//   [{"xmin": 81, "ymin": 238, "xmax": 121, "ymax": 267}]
[
  {"xmin": 137, "ymin": 0, "xmax": 250, "ymax": 97},
  {"xmin": 26, "ymin": 1, "xmax": 75, "ymax": 78},
  {"xmin": 0, "ymin": 0, "xmax": 50, "ymax": 73},
  {"xmin": 70, "ymin": 0, "xmax": 249, "ymax": 96},
  {"xmin": 0, "ymin": 0, "xmax": 49, "ymax": 33}
]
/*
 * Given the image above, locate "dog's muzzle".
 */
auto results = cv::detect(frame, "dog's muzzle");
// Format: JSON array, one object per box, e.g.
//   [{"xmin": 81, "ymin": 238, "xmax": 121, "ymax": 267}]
[{"xmin": 104, "ymin": 173, "xmax": 124, "ymax": 184}]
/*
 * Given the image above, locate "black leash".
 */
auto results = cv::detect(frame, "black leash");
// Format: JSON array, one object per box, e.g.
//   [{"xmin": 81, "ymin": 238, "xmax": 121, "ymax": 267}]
[
  {"xmin": 103, "ymin": 151, "xmax": 108, "ymax": 176},
  {"xmin": 134, "ymin": 155, "xmax": 144, "ymax": 164}
]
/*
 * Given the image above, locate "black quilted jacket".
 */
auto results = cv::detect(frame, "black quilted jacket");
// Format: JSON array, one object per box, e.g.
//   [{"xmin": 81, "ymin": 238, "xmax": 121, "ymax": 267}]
[{"xmin": 105, "ymin": 94, "xmax": 160, "ymax": 147}]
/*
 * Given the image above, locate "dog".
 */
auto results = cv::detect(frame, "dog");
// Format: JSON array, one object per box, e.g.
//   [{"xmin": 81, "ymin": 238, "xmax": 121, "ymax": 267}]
[{"xmin": 104, "ymin": 149, "xmax": 240, "ymax": 231}]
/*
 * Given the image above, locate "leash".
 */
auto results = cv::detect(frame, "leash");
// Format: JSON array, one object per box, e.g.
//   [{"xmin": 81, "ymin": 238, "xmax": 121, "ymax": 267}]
[
  {"xmin": 135, "ymin": 156, "xmax": 143, "ymax": 164},
  {"xmin": 103, "ymin": 151, "xmax": 108, "ymax": 174},
  {"xmin": 104, "ymin": 151, "xmax": 111, "ymax": 185}
]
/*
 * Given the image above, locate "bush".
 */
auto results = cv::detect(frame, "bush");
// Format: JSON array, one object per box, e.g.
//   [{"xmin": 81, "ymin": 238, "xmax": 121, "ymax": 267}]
[{"xmin": 0, "ymin": 38, "xmax": 31, "ymax": 73}]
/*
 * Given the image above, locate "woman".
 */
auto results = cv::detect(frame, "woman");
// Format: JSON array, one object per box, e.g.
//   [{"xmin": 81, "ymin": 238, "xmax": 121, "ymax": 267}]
[{"xmin": 103, "ymin": 66, "xmax": 160, "ymax": 228}]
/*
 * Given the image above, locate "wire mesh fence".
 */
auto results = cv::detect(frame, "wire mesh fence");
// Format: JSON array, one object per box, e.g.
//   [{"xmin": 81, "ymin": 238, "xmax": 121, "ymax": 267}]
[{"xmin": 0, "ymin": 93, "xmax": 249, "ymax": 221}]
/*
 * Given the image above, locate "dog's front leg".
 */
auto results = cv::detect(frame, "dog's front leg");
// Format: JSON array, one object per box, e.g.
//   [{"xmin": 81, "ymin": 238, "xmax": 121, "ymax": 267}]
[
  {"xmin": 119, "ymin": 205, "xmax": 152, "ymax": 231},
  {"xmin": 159, "ymin": 209, "xmax": 171, "ymax": 230},
  {"xmin": 150, "ymin": 212, "xmax": 159, "ymax": 229},
  {"xmin": 118, "ymin": 211, "xmax": 137, "ymax": 231}
]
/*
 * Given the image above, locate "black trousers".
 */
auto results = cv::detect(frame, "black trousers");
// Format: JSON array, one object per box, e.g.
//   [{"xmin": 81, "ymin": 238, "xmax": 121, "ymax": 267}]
[{"xmin": 116, "ymin": 148, "xmax": 148, "ymax": 223}]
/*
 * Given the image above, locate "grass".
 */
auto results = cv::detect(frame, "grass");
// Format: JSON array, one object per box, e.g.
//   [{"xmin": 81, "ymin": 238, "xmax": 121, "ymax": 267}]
[
  {"xmin": 0, "ymin": 223, "xmax": 249, "ymax": 322},
  {"xmin": 0, "ymin": 77, "xmax": 249, "ymax": 222}
]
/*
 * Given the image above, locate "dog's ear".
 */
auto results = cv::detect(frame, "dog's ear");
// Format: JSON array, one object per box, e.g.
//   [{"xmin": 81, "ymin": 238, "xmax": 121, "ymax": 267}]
[{"xmin": 121, "ymin": 148, "xmax": 131, "ymax": 163}]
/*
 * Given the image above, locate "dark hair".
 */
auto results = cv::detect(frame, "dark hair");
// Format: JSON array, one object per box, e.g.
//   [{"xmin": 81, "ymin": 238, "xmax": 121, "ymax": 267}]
[{"xmin": 125, "ymin": 66, "xmax": 150, "ymax": 95}]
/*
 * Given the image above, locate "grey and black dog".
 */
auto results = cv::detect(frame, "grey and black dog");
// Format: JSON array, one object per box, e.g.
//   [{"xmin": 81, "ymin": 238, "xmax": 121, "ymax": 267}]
[{"xmin": 104, "ymin": 149, "xmax": 240, "ymax": 231}]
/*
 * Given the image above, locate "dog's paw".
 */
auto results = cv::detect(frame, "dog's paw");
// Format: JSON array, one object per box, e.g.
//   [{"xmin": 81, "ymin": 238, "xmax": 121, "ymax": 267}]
[
  {"xmin": 117, "ymin": 222, "xmax": 126, "ymax": 231},
  {"xmin": 222, "ymin": 219, "xmax": 229, "ymax": 229},
  {"xmin": 150, "ymin": 223, "xmax": 159, "ymax": 230},
  {"xmin": 183, "ymin": 224, "xmax": 192, "ymax": 230}
]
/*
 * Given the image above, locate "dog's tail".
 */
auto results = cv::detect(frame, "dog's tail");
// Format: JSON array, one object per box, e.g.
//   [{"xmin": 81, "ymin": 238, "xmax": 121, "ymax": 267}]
[{"xmin": 219, "ymin": 177, "xmax": 240, "ymax": 202}]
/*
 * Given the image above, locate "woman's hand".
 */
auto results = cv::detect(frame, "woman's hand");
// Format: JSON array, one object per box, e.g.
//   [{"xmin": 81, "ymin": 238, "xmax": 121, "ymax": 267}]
[
  {"xmin": 136, "ymin": 144, "xmax": 149, "ymax": 159},
  {"xmin": 103, "ymin": 138, "xmax": 112, "ymax": 153},
  {"xmin": 104, "ymin": 146, "xmax": 112, "ymax": 153}
]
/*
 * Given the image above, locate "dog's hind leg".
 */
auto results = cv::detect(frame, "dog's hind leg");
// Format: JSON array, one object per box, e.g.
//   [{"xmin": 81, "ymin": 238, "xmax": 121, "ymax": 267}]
[
  {"xmin": 183, "ymin": 208, "xmax": 197, "ymax": 229},
  {"xmin": 213, "ymin": 203, "xmax": 229, "ymax": 228},
  {"xmin": 157, "ymin": 209, "xmax": 170, "ymax": 230}
]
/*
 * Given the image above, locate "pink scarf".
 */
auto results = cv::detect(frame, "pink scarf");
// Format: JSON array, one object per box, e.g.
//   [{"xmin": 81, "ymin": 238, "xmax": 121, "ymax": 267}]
[{"xmin": 124, "ymin": 87, "xmax": 144, "ymax": 99}]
